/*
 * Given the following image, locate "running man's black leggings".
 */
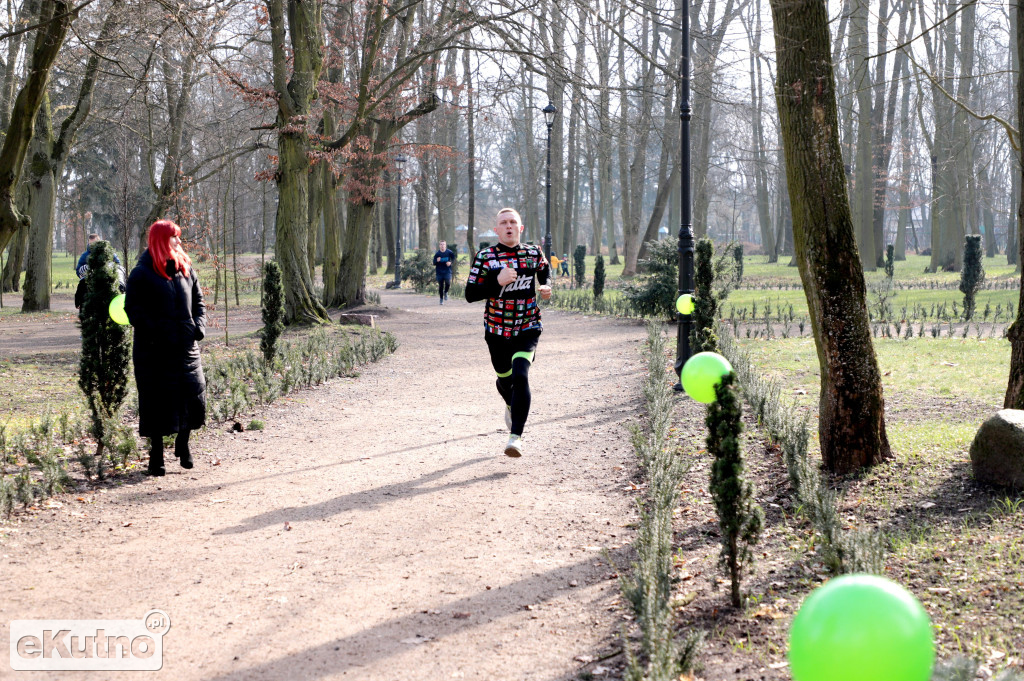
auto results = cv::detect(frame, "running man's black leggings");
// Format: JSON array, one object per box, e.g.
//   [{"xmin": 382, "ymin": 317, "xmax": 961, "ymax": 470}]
[
  {"xmin": 438, "ymin": 276, "xmax": 451, "ymax": 300},
  {"xmin": 485, "ymin": 330, "xmax": 540, "ymax": 436}
]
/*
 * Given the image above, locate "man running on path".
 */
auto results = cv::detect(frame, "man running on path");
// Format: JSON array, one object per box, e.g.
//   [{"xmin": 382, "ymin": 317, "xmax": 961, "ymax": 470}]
[
  {"xmin": 465, "ymin": 208, "xmax": 551, "ymax": 457},
  {"xmin": 434, "ymin": 239, "xmax": 456, "ymax": 304}
]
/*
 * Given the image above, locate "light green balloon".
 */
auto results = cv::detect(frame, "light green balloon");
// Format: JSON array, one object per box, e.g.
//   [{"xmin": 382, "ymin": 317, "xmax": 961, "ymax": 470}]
[
  {"xmin": 108, "ymin": 293, "xmax": 129, "ymax": 326},
  {"xmin": 680, "ymin": 351, "xmax": 732, "ymax": 403},
  {"xmin": 789, "ymin": 575, "xmax": 934, "ymax": 681},
  {"xmin": 676, "ymin": 293, "xmax": 695, "ymax": 315}
]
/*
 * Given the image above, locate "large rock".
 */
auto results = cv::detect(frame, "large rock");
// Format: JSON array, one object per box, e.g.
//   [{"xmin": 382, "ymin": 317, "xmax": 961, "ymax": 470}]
[{"xmin": 970, "ymin": 409, "xmax": 1024, "ymax": 489}]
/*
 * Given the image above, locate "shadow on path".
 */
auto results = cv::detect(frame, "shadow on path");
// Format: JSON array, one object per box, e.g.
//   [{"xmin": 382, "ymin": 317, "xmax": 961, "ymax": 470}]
[
  {"xmin": 213, "ymin": 458, "xmax": 502, "ymax": 535},
  {"xmin": 202, "ymin": 549, "xmax": 629, "ymax": 680}
]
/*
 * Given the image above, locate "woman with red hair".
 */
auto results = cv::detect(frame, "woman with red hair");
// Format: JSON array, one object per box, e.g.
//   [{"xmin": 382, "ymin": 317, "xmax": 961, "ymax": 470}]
[{"xmin": 124, "ymin": 220, "xmax": 207, "ymax": 476}]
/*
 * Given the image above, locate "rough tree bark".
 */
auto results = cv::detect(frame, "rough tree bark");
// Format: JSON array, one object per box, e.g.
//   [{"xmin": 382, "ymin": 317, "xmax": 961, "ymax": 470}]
[
  {"xmin": 267, "ymin": 0, "xmax": 329, "ymax": 324},
  {"xmin": 0, "ymin": 0, "xmax": 76, "ymax": 255},
  {"xmin": 769, "ymin": 0, "xmax": 892, "ymax": 474},
  {"xmin": 1003, "ymin": 0, "xmax": 1024, "ymax": 409},
  {"xmin": 22, "ymin": 1, "xmax": 120, "ymax": 311}
]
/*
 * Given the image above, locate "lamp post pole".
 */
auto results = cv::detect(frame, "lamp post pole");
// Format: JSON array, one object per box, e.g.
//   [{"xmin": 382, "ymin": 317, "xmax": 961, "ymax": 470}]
[
  {"xmin": 393, "ymin": 154, "xmax": 406, "ymax": 289},
  {"xmin": 674, "ymin": 1, "xmax": 693, "ymax": 390},
  {"xmin": 543, "ymin": 102, "xmax": 557, "ymax": 263}
]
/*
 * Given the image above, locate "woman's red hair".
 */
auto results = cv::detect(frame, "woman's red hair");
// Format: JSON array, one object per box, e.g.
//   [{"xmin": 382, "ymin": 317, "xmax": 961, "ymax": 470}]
[{"xmin": 147, "ymin": 220, "xmax": 192, "ymax": 280}]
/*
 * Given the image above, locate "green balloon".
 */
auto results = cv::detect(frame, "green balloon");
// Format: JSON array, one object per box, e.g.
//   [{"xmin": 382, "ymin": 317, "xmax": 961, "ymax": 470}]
[
  {"xmin": 108, "ymin": 293, "xmax": 129, "ymax": 326},
  {"xmin": 676, "ymin": 293, "xmax": 695, "ymax": 315},
  {"xmin": 680, "ymin": 352, "xmax": 732, "ymax": 403},
  {"xmin": 789, "ymin": 575, "xmax": 934, "ymax": 681}
]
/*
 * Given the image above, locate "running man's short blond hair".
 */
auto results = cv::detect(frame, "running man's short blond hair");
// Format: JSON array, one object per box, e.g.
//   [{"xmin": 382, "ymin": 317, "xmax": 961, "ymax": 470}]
[{"xmin": 496, "ymin": 207, "xmax": 522, "ymax": 223}]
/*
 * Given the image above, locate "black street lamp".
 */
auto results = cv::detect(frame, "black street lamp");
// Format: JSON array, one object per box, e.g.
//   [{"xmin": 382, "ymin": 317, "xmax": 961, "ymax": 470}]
[
  {"xmin": 393, "ymin": 154, "xmax": 407, "ymax": 289},
  {"xmin": 674, "ymin": 2, "xmax": 694, "ymax": 391},
  {"xmin": 543, "ymin": 102, "xmax": 557, "ymax": 263}
]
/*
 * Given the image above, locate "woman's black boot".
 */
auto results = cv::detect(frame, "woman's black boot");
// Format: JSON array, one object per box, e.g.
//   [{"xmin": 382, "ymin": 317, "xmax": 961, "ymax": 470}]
[
  {"xmin": 175, "ymin": 430, "xmax": 193, "ymax": 469},
  {"xmin": 147, "ymin": 437, "xmax": 165, "ymax": 476}
]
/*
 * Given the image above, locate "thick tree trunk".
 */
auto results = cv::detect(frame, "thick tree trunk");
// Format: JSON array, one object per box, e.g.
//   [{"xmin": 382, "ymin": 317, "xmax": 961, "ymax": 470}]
[
  {"xmin": 1004, "ymin": 0, "xmax": 1024, "ymax": 408},
  {"xmin": 21, "ymin": 154, "xmax": 56, "ymax": 312},
  {"xmin": 0, "ymin": 0, "xmax": 75, "ymax": 254},
  {"xmin": 769, "ymin": 0, "xmax": 892, "ymax": 474},
  {"xmin": 1010, "ymin": 2, "xmax": 1020, "ymax": 269},
  {"xmin": 268, "ymin": 0, "xmax": 328, "ymax": 324},
  {"xmin": 2, "ymin": 218, "xmax": 27, "ymax": 292},
  {"xmin": 338, "ymin": 200, "xmax": 375, "ymax": 307},
  {"xmin": 276, "ymin": 132, "xmax": 328, "ymax": 323}
]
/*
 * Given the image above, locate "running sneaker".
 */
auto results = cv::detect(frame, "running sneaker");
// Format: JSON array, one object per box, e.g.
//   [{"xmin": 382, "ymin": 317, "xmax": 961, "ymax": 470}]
[
  {"xmin": 504, "ymin": 404, "xmax": 512, "ymax": 430},
  {"xmin": 504, "ymin": 434, "xmax": 523, "ymax": 457}
]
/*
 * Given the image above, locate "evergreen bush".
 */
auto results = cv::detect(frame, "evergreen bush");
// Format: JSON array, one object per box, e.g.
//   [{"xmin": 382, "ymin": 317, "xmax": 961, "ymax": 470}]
[
  {"xmin": 620, "ymin": 324, "xmax": 702, "ymax": 680},
  {"xmin": 691, "ymin": 237, "xmax": 738, "ymax": 353},
  {"xmin": 77, "ymin": 240, "xmax": 131, "ymax": 475},
  {"xmin": 261, "ymin": 260, "xmax": 286, "ymax": 366},
  {"xmin": 573, "ymin": 244, "xmax": 586, "ymax": 289},
  {"xmin": 623, "ymin": 240, "xmax": 678, "ymax": 320},
  {"xmin": 401, "ymin": 250, "xmax": 435, "ymax": 292},
  {"xmin": 960, "ymin": 235, "xmax": 984, "ymax": 321},
  {"xmin": 733, "ymin": 243, "xmax": 744, "ymax": 283},
  {"xmin": 884, "ymin": 244, "xmax": 895, "ymax": 280},
  {"xmin": 707, "ymin": 372, "xmax": 763, "ymax": 607},
  {"xmin": 593, "ymin": 255, "xmax": 605, "ymax": 298}
]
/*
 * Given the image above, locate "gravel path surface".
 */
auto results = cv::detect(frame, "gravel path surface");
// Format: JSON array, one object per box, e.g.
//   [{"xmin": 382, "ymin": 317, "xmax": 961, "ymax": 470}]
[{"xmin": 1, "ymin": 288, "xmax": 649, "ymax": 680}]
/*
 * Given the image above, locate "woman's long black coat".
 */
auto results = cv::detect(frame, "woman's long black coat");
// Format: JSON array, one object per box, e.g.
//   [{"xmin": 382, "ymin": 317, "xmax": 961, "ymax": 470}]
[{"xmin": 124, "ymin": 250, "xmax": 207, "ymax": 438}]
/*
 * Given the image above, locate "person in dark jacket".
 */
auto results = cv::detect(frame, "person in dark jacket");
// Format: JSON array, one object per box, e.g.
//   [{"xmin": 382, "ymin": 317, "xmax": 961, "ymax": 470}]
[
  {"xmin": 434, "ymin": 239, "xmax": 456, "ymax": 304},
  {"xmin": 124, "ymin": 220, "xmax": 207, "ymax": 476}
]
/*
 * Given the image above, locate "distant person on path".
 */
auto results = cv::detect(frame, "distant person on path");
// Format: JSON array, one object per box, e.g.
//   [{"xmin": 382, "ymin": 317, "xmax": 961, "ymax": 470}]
[
  {"xmin": 465, "ymin": 208, "xmax": 551, "ymax": 457},
  {"xmin": 124, "ymin": 220, "xmax": 207, "ymax": 476},
  {"xmin": 548, "ymin": 253, "xmax": 560, "ymax": 280},
  {"xmin": 560, "ymin": 253, "xmax": 570, "ymax": 278},
  {"xmin": 75, "ymin": 233, "xmax": 122, "ymax": 309},
  {"xmin": 434, "ymin": 239, "xmax": 456, "ymax": 305}
]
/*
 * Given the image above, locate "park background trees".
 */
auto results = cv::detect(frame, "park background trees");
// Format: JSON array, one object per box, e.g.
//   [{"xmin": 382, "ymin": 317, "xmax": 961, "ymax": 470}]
[{"xmin": 3, "ymin": 0, "xmax": 1024, "ymax": 469}]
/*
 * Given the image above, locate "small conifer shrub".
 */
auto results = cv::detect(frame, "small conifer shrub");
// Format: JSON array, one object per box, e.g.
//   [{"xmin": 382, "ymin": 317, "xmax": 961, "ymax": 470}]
[
  {"xmin": 960, "ymin": 235, "xmax": 984, "ymax": 321},
  {"xmin": 77, "ymin": 240, "xmax": 131, "ymax": 473},
  {"xmin": 573, "ymin": 245, "xmax": 586, "ymax": 289},
  {"xmin": 707, "ymin": 372, "xmax": 764, "ymax": 607},
  {"xmin": 261, "ymin": 260, "xmax": 286, "ymax": 366},
  {"xmin": 593, "ymin": 255, "xmax": 605, "ymax": 298}
]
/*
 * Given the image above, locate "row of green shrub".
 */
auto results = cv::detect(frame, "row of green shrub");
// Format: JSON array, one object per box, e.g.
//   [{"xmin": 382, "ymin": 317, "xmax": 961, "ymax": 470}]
[{"xmin": 620, "ymin": 325, "xmax": 702, "ymax": 680}]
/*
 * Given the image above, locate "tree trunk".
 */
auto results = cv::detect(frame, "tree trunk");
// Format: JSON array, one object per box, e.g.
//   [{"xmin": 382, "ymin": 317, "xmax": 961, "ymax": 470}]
[
  {"xmin": 0, "ymin": 0, "xmax": 75, "ymax": 254},
  {"xmin": 769, "ymin": 0, "xmax": 892, "ymax": 474},
  {"xmin": 746, "ymin": 0, "xmax": 775, "ymax": 261},
  {"xmin": 322, "ymin": 114, "xmax": 344, "ymax": 306},
  {"xmin": 268, "ymin": 0, "xmax": 328, "ymax": 324},
  {"xmin": 850, "ymin": 0, "xmax": 875, "ymax": 270},
  {"xmin": 1004, "ymin": 0, "xmax": 1024, "ymax": 409},
  {"xmin": 2, "ymin": 215, "xmax": 28, "ymax": 292},
  {"xmin": 464, "ymin": 49, "xmax": 476, "ymax": 254},
  {"xmin": 595, "ymin": 16, "xmax": 618, "ymax": 264},
  {"xmin": 1010, "ymin": 1, "xmax": 1020, "ymax": 269},
  {"xmin": 21, "ymin": 116, "xmax": 56, "ymax": 311}
]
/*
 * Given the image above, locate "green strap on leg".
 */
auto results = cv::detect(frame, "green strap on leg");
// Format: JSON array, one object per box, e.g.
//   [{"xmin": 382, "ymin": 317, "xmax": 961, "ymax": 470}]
[{"xmin": 496, "ymin": 351, "xmax": 534, "ymax": 379}]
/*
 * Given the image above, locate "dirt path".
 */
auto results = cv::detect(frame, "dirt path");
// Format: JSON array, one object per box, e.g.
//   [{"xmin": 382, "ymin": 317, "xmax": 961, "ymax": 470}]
[{"xmin": 1, "ymin": 288, "xmax": 648, "ymax": 680}]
